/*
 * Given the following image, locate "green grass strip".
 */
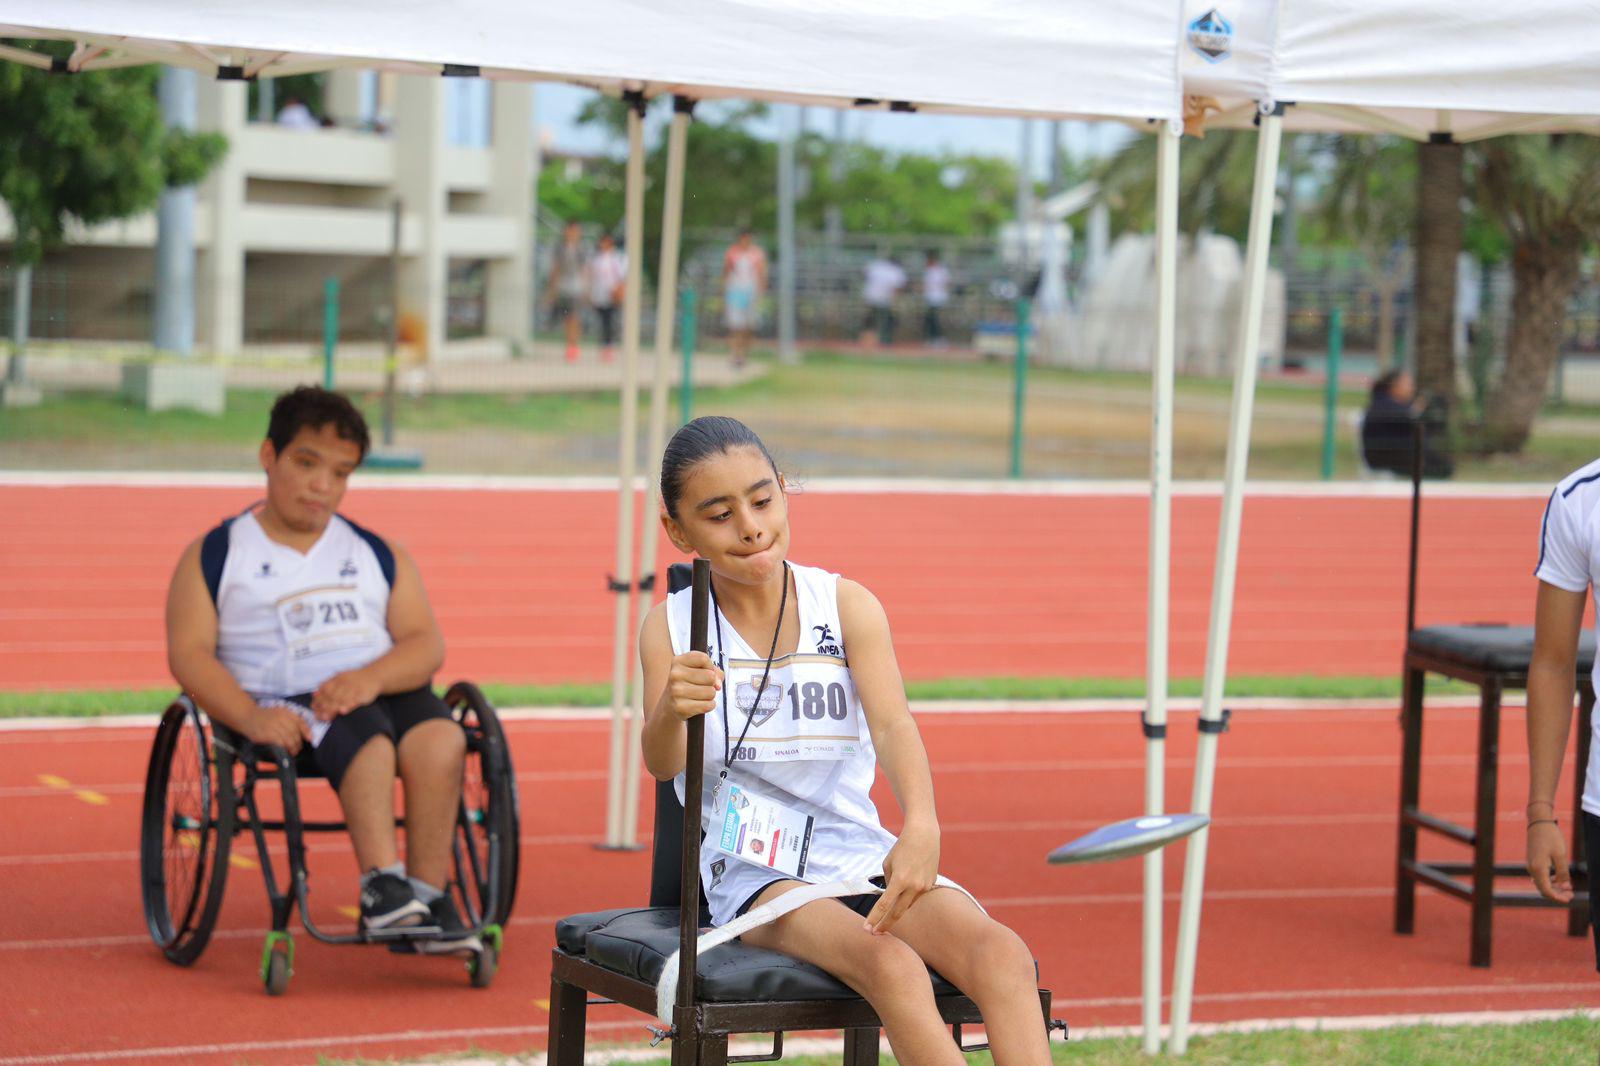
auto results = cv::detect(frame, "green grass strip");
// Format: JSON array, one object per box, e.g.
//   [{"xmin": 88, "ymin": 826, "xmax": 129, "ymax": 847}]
[{"xmin": 0, "ymin": 674, "xmax": 1476, "ymax": 719}]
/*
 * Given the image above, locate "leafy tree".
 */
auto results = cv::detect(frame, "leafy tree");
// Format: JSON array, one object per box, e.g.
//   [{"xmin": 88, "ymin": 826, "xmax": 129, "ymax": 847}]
[
  {"xmin": 1095, "ymin": 127, "xmax": 1264, "ymax": 242},
  {"xmin": 1470, "ymin": 134, "xmax": 1600, "ymax": 453},
  {"xmin": 1311, "ymin": 135, "xmax": 1415, "ymax": 370},
  {"xmin": 0, "ymin": 40, "xmax": 226, "ymax": 267}
]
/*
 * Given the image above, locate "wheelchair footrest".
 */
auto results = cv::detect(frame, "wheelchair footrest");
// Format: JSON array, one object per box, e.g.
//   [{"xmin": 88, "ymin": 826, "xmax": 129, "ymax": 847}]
[{"xmin": 366, "ymin": 923, "xmax": 442, "ymax": 944}]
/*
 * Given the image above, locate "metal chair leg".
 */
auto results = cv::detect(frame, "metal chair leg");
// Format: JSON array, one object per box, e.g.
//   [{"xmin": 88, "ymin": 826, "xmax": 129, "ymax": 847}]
[
  {"xmin": 843, "ymin": 1027, "xmax": 881, "ymax": 1064},
  {"xmin": 1470, "ymin": 679, "xmax": 1502, "ymax": 967},
  {"xmin": 1395, "ymin": 662, "xmax": 1425, "ymax": 935},
  {"xmin": 546, "ymin": 974, "xmax": 587, "ymax": 1066}
]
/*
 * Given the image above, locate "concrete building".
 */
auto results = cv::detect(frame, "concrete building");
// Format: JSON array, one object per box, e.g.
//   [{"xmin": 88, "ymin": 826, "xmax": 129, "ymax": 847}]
[{"xmin": 3, "ymin": 71, "xmax": 536, "ymax": 361}]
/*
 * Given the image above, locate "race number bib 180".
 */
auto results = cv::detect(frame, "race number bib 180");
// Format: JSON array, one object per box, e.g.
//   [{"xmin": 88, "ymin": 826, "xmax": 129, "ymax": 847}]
[
  {"xmin": 725, "ymin": 654, "xmax": 862, "ymax": 763},
  {"xmin": 276, "ymin": 584, "xmax": 379, "ymax": 663}
]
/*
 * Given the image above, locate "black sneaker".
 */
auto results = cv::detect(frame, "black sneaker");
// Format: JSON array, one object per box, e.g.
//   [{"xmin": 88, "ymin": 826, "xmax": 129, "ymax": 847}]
[
  {"xmin": 415, "ymin": 893, "xmax": 483, "ymax": 956},
  {"xmin": 359, "ymin": 872, "xmax": 429, "ymax": 931}
]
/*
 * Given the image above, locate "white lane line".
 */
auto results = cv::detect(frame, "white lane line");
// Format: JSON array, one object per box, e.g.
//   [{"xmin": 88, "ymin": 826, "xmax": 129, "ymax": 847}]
[{"xmin": 1059, "ymin": 981, "xmax": 1600, "ymax": 1010}]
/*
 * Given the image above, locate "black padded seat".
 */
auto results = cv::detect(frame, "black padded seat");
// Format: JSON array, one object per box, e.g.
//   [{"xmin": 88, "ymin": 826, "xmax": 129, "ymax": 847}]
[
  {"xmin": 566, "ymin": 906, "xmax": 966, "ymax": 1002},
  {"xmin": 1408, "ymin": 624, "xmax": 1596, "ymax": 675}
]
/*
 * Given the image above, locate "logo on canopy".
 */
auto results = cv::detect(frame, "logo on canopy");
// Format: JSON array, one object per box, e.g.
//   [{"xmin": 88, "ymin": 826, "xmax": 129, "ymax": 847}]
[{"xmin": 1188, "ymin": 8, "xmax": 1234, "ymax": 63}]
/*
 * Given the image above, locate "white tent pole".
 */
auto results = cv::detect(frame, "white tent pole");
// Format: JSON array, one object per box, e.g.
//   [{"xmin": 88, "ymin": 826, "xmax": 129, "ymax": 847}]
[
  {"xmin": 601, "ymin": 91, "xmax": 649, "ymax": 849},
  {"xmin": 1168, "ymin": 107, "xmax": 1283, "ymax": 1056},
  {"xmin": 622, "ymin": 97, "xmax": 694, "ymax": 848},
  {"xmin": 1141, "ymin": 116, "xmax": 1180, "ymax": 1058}
]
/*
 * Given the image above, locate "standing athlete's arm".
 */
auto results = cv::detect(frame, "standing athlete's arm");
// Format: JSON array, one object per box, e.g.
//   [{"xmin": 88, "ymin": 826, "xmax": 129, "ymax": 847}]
[
  {"xmin": 1526, "ymin": 580, "xmax": 1587, "ymax": 901},
  {"xmin": 839, "ymin": 578, "xmax": 940, "ymax": 934},
  {"xmin": 311, "ymin": 544, "xmax": 445, "ymax": 719},
  {"xmin": 166, "ymin": 537, "xmax": 310, "ymax": 753}
]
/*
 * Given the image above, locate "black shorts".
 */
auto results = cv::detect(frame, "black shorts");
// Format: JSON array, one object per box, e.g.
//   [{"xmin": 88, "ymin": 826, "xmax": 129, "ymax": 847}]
[
  {"xmin": 282, "ymin": 685, "xmax": 455, "ymax": 791},
  {"xmin": 1587, "ymin": 812, "xmax": 1600, "ymax": 973},
  {"xmin": 734, "ymin": 876, "xmax": 887, "ymax": 921}
]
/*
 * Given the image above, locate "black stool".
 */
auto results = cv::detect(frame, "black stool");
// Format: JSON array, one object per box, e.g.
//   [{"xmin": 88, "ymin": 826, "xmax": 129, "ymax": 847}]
[{"xmin": 1395, "ymin": 624, "xmax": 1595, "ymax": 966}]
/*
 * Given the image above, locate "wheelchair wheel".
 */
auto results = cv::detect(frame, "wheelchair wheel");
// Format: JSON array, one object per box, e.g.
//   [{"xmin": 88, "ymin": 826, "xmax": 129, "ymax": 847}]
[
  {"xmin": 445, "ymin": 682, "xmax": 519, "ymax": 929},
  {"xmin": 139, "ymin": 698, "xmax": 233, "ymax": 965}
]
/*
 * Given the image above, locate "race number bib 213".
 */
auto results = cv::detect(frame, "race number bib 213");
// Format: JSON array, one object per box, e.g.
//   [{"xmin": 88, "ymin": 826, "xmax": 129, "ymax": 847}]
[{"xmin": 276, "ymin": 585, "xmax": 379, "ymax": 663}]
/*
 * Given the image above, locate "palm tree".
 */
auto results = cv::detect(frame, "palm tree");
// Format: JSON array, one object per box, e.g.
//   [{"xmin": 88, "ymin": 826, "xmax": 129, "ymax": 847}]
[
  {"xmin": 1471, "ymin": 135, "xmax": 1600, "ymax": 453},
  {"xmin": 1413, "ymin": 139, "xmax": 1463, "ymax": 418}
]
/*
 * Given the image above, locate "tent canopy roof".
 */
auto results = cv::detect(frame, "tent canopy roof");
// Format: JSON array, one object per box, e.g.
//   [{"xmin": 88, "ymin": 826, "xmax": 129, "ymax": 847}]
[
  {"xmin": 0, "ymin": 0, "xmax": 1183, "ymax": 123},
  {"xmin": 1181, "ymin": 0, "xmax": 1600, "ymax": 140}
]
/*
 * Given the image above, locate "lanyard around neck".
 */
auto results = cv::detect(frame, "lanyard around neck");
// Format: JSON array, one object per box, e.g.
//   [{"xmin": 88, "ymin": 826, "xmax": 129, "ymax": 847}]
[{"xmin": 711, "ymin": 561, "xmax": 790, "ymax": 772}]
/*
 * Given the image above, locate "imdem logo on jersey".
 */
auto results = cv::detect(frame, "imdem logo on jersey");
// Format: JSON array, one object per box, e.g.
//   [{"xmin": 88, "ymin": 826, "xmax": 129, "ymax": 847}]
[
  {"xmin": 812, "ymin": 623, "xmax": 843, "ymax": 658},
  {"xmin": 1187, "ymin": 8, "xmax": 1234, "ymax": 64},
  {"xmin": 285, "ymin": 601, "xmax": 314, "ymax": 633},
  {"xmin": 338, "ymin": 558, "xmax": 358, "ymax": 579}
]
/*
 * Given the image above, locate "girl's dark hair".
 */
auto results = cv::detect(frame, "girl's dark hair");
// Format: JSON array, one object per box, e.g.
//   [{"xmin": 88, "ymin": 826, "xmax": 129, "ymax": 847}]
[
  {"xmin": 266, "ymin": 386, "xmax": 371, "ymax": 460},
  {"xmin": 660, "ymin": 416, "xmax": 778, "ymax": 518}
]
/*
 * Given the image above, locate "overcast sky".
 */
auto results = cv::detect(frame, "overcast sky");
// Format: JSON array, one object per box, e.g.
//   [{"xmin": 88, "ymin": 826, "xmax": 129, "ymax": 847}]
[{"xmin": 533, "ymin": 83, "xmax": 1132, "ymax": 178}]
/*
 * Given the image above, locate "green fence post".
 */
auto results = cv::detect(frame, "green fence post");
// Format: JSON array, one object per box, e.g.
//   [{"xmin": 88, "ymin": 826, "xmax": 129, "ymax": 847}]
[
  {"xmin": 1321, "ymin": 307, "xmax": 1343, "ymax": 481},
  {"xmin": 1010, "ymin": 298, "xmax": 1031, "ymax": 479},
  {"xmin": 679, "ymin": 287, "xmax": 697, "ymax": 425},
  {"xmin": 322, "ymin": 276, "xmax": 339, "ymax": 389}
]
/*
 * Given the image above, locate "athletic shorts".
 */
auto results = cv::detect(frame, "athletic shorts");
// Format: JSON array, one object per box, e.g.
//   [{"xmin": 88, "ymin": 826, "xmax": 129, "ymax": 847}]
[
  {"xmin": 278, "ymin": 686, "xmax": 455, "ymax": 791},
  {"xmin": 734, "ymin": 875, "xmax": 887, "ymax": 922},
  {"xmin": 1587, "ymin": 811, "xmax": 1600, "ymax": 973}
]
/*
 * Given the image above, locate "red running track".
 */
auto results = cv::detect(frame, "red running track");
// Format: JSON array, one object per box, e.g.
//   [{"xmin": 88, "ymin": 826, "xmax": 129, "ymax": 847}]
[
  {"xmin": 0, "ymin": 483, "xmax": 1572, "ymax": 692},
  {"xmin": 1, "ymin": 704, "xmax": 1594, "ymax": 1064}
]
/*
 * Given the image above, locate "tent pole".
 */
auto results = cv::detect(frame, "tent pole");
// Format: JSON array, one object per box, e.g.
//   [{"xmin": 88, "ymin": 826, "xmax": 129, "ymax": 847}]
[
  {"xmin": 1168, "ymin": 107, "xmax": 1283, "ymax": 1055},
  {"xmin": 600, "ymin": 91, "xmax": 649, "ymax": 849},
  {"xmin": 622, "ymin": 98, "xmax": 694, "ymax": 848},
  {"xmin": 1141, "ymin": 117, "xmax": 1180, "ymax": 1057}
]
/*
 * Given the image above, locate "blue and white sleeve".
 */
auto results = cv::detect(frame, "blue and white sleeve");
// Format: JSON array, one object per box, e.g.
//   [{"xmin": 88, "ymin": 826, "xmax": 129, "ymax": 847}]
[{"xmin": 1535, "ymin": 488, "xmax": 1591, "ymax": 593}]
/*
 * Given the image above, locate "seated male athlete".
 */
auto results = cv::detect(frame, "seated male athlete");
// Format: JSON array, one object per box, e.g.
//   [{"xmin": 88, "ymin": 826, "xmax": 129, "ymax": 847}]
[{"xmin": 165, "ymin": 386, "xmax": 478, "ymax": 954}]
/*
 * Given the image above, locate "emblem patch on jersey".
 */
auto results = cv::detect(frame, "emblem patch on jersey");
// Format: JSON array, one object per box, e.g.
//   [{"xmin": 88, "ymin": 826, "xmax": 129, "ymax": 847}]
[
  {"xmin": 812, "ymin": 624, "xmax": 843, "ymax": 657},
  {"xmin": 255, "ymin": 562, "xmax": 274, "ymax": 578},
  {"xmin": 339, "ymin": 558, "xmax": 358, "ymax": 579},
  {"xmin": 710, "ymin": 858, "xmax": 726, "ymax": 888}
]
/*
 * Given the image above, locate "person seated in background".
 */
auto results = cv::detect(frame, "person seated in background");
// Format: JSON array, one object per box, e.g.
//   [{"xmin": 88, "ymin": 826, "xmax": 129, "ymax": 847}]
[
  {"xmin": 165, "ymin": 386, "xmax": 479, "ymax": 953},
  {"xmin": 1361, "ymin": 370, "xmax": 1455, "ymax": 478}
]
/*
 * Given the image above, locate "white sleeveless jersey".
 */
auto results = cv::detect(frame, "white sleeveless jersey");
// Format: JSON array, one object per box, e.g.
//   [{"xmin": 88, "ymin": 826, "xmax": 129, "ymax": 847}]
[
  {"xmin": 211, "ymin": 511, "xmax": 395, "ymax": 699},
  {"xmin": 667, "ymin": 562, "xmax": 897, "ymax": 927}
]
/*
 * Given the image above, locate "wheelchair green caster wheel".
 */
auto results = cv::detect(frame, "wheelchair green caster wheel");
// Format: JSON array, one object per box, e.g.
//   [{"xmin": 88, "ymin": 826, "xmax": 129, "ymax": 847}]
[
  {"xmin": 261, "ymin": 932, "xmax": 294, "ymax": 996},
  {"xmin": 468, "ymin": 942, "xmax": 497, "ymax": 989}
]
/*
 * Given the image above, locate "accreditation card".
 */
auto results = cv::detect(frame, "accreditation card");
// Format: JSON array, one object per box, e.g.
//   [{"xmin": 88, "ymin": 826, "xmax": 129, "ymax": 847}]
[{"xmin": 713, "ymin": 782, "xmax": 814, "ymax": 878}]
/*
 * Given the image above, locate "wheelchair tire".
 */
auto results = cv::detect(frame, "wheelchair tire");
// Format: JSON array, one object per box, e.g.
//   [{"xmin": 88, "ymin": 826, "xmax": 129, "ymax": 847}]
[
  {"xmin": 263, "ymin": 942, "xmax": 292, "ymax": 996},
  {"xmin": 445, "ymin": 681, "xmax": 520, "ymax": 929},
  {"xmin": 139, "ymin": 699, "xmax": 233, "ymax": 966},
  {"xmin": 468, "ymin": 941, "xmax": 497, "ymax": 989}
]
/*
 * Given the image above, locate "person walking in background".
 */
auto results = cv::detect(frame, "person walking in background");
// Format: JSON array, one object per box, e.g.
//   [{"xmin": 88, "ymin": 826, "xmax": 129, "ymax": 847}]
[
  {"xmin": 861, "ymin": 254, "xmax": 906, "ymax": 349},
  {"xmin": 722, "ymin": 229, "xmax": 768, "ymax": 370},
  {"xmin": 921, "ymin": 251, "xmax": 950, "ymax": 347},
  {"xmin": 586, "ymin": 232, "xmax": 627, "ymax": 363},
  {"xmin": 546, "ymin": 221, "xmax": 589, "ymax": 364}
]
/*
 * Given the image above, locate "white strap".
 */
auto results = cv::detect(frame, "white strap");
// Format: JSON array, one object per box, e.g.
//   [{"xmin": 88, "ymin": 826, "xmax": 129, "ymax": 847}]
[{"xmin": 653, "ymin": 873, "xmax": 977, "ymax": 1023}]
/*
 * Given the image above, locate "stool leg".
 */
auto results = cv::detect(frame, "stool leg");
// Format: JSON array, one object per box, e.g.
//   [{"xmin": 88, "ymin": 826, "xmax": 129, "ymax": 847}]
[
  {"xmin": 1395, "ymin": 663, "xmax": 1426, "ymax": 935},
  {"xmin": 1570, "ymin": 686, "xmax": 1594, "ymax": 938},
  {"xmin": 546, "ymin": 974, "xmax": 587, "ymax": 1066},
  {"xmin": 843, "ymin": 1028, "xmax": 881, "ymax": 1065},
  {"xmin": 1470, "ymin": 679, "xmax": 1502, "ymax": 967},
  {"xmin": 696, "ymin": 1034, "xmax": 728, "ymax": 1066}
]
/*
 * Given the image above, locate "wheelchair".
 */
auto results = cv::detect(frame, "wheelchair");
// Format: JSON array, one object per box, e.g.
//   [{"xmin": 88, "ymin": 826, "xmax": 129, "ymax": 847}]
[{"xmin": 139, "ymin": 681, "xmax": 520, "ymax": 995}]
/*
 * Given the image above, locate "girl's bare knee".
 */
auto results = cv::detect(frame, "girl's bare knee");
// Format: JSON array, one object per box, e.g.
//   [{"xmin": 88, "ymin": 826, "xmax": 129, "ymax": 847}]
[
  {"xmin": 851, "ymin": 934, "xmax": 931, "ymax": 1000},
  {"xmin": 968, "ymin": 925, "xmax": 1037, "ymax": 996}
]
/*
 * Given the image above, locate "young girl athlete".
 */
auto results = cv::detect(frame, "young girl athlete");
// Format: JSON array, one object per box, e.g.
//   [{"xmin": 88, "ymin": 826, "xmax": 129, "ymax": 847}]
[{"xmin": 640, "ymin": 417, "xmax": 1048, "ymax": 1065}]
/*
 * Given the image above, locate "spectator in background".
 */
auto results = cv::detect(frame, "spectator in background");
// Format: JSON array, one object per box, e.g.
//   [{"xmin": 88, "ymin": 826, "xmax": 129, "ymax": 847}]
[
  {"xmin": 546, "ymin": 221, "xmax": 589, "ymax": 364},
  {"xmin": 861, "ymin": 254, "xmax": 906, "ymax": 348},
  {"xmin": 1361, "ymin": 370, "xmax": 1455, "ymax": 478},
  {"xmin": 276, "ymin": 96, "xmax": 320, "ymax": 131},
  {"xmin": 722, "ymin": 230, "xmax": 768, "ymax": 370},
  {"xmin": 586, "ymin": 232, "xmax": 628, "ymax": 363},
  {"xmin": 922, "ymin": 251, "xmax": 950, "ymax": 347}
]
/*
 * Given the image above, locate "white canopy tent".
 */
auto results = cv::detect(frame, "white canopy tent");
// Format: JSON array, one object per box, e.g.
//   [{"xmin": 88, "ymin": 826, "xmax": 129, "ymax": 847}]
[
  {"xmin": 1, "ymin": 2, "xmax": 1192, "ymax": 1053},
  {"xmin": 1172, "ymin": 0, "xmax": 1600, "ymax": 1053}
]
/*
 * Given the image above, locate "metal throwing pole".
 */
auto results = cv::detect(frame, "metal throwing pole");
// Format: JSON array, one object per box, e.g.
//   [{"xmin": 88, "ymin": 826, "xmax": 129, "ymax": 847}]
[
  {"xmin": 600, "ymin": 91, "xmax": 649, "ymax": 849},
  {"xmin": 622, "ymin": 97, "xmax": 695, "ymax": 849},
  {"xmin": 1140, "ymin": 117, "xmax": 1181, "ymax": 1056},
  {"xmin": 1168, "ymin": 106, "xmax": 1283, "ymax": 1055}
]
